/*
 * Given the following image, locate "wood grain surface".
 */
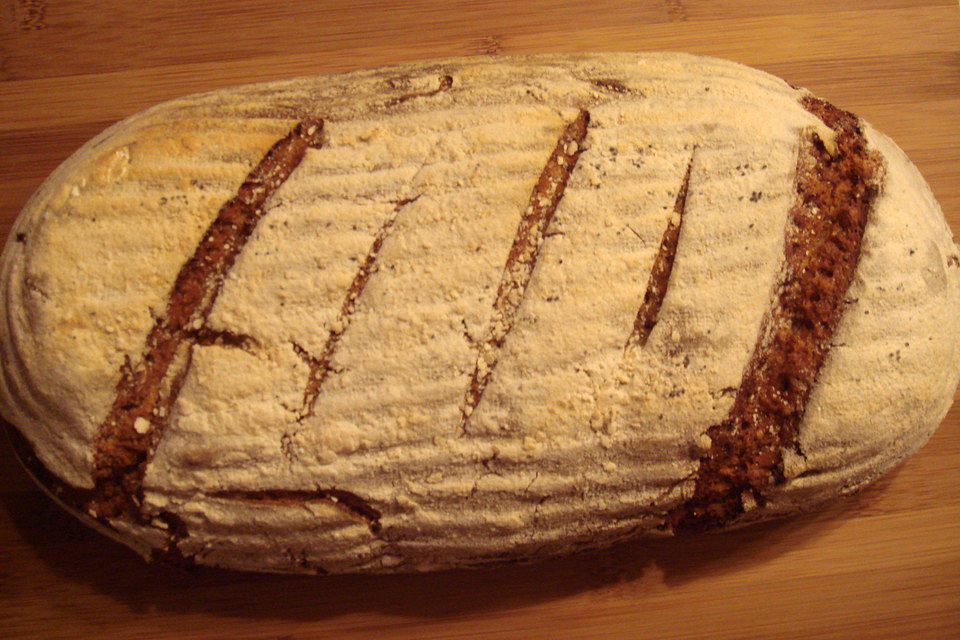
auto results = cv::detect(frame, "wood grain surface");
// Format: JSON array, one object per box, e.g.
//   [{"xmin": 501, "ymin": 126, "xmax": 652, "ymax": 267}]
[{"xmin": 2, "ymin": 1, "xmax": 960, "ymax": 638}]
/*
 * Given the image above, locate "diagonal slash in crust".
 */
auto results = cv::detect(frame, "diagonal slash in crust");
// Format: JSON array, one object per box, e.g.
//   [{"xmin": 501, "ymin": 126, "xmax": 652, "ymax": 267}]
[
  {"xmin": 668, "ymin": 97, "xmax": 884, "ymax": 532},
  {"xmin": 458, "ymin": 109, "xmax": 590, "ymax": 433},
  {"xmin": 90, "ymin": 120, "xmax": 325, "ymax": 522}
]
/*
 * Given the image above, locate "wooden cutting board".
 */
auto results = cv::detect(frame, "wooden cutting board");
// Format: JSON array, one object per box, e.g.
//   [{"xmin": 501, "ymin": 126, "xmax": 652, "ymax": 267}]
[{"xmin": 2, "ymin": 1, "xmax": 959, "ymax": 638}]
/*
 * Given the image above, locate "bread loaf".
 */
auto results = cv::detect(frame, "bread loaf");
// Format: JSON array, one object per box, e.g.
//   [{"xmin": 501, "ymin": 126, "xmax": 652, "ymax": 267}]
[{"xmin": 2, "ymin": 52, "xmax": 959, "ymax": 574}]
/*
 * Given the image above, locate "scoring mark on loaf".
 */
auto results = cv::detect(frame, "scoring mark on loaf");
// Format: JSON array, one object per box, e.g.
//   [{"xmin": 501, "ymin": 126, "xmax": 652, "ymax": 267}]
[
  {"xmin": 89, "ymin": 119, "xmax": 326, "ymax": 536},
  {"xmin": 625, "ymin": 148, "xmax": 695, "ymax": 351},
  {"xmin": 458, "ymin": 109, "xmax": 591, "ymax": 433},
  {"xmin": 294, "ymin": 194, "xmax": 423, "ymax": 421},
  {"xmin": 668, "ymin": 96, "xmax": 884, "ymax": 532},
  {"xmin": 211, "ymin": 488, "xmax": 383, "ymax": 533}
]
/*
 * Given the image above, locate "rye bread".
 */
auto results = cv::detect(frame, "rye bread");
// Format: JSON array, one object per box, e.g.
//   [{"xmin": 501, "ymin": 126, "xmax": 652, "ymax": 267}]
[{"xmin": 2, "ymin": 52, "xmax": 959, "ymax": 573}]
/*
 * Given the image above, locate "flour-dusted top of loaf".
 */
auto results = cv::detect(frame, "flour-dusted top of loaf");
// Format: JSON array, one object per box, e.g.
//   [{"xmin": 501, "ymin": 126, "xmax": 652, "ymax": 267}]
[{"xmin": 2, "ymin": 52, "xmax": 959, "ymax": 573}]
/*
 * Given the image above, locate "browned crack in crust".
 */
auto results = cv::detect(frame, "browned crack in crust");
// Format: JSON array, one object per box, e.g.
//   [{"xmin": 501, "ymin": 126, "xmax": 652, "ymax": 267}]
[
  {"xmin": 591, "ymin": 78, "xmax": 630, "ymax": 93},
  {"xmin": 458, "ymin": 109, "xmax": 590, "ymax": 432},
  {"xmin": 589, "ymin": 78, "xmax": 645, "ymax": 97},
  {"xmin": 210, "ymin": 488, "xmax": 383, "ymax": 533},
  {"xmin": 185, "ymin": 326, "xmax": 258, "ymax": 351},
  {"xmin": 668, "ymin": 96, "xmax": 884, "ymax": 532},
  {"xmin": 296, "ymin": 195, "xmax": 421, "ymax": 421},
  {"xmin": 384, "ymin": 74, "xmax": 453, "ymax": 107},
  {"xmin": 89, "ymin": 119, "xmax": 325, "ymax": 525},
  {"xmin": 626, "ymin": 150, "xmax": 695, "ymax": 350},
  {"xmin": 150, "ymin": 510, "xmax": 194, "ymax": 566}
]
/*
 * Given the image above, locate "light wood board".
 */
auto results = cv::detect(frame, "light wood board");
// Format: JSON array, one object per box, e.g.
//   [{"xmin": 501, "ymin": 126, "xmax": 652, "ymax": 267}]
[{"xmin": 1, "ymin": 1, "xmax": 959, "ymax": 638}]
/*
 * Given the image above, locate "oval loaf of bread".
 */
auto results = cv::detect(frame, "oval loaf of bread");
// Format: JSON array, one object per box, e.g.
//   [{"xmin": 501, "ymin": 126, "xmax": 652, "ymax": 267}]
[{"xmin": 2, "ymin": 52, "xmax": 959, "ymax": 574}]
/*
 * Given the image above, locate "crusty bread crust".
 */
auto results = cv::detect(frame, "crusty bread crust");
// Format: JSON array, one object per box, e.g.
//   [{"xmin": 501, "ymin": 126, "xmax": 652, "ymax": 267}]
[{"xmin": 2, "ymin": 53, "xmax": 958, "ymax": 573}]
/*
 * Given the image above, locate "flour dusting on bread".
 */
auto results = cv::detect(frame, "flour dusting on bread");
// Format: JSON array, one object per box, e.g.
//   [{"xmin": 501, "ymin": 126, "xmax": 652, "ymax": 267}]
[{"xmin": 1, "ymin": 53, "xmax": 958, "ymax": 573}]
